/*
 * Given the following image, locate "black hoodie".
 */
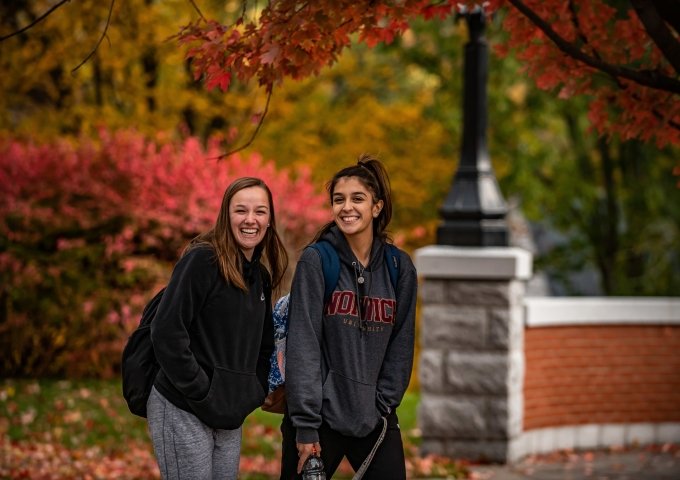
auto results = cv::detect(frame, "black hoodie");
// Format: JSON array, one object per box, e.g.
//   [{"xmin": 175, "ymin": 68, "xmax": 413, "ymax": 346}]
[
  {"xmin": 151, "ymin": 244, "xmax": 273, "ymax": 429},
  {"xmin": 286, "ymin": 226, "xmax": 418, "ymax": 443}
]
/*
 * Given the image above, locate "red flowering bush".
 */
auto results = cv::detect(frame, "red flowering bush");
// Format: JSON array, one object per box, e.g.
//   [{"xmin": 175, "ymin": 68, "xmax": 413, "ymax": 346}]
[{"xmin": 0, "ymin": 130, "xmax": 328, "ymax": 378}]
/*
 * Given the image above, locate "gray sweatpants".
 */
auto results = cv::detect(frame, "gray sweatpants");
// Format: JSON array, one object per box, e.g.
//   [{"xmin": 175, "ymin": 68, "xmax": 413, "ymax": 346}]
[{"xmin": 147, "ymin": 386, "xmax": 242, "ymax": 480}]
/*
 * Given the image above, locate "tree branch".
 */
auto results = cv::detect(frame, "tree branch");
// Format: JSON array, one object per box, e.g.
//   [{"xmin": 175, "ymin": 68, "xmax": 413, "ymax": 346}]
[
  {"xmin": 567, "ymin": 0, "xmax": 590, "ymax": 52},
  {"xmin": 71, "ymin": 0, "xmax": 116, "ymax": 74},
  {"xmin": 561, "ymin": 1, "xmax": 679, "ymax": 134},
  {"xmin": 0, "ymin": 0, "xmax": 71, "ymax": 42},
  {"xmin": 567, "ymin": 0, "xmax": 627, "ymax": 92},
  {"xmin": 213, "ymin": 85, "xmax": 273, "ymax": 160},
  {"xmin": 507, "ymin": 0, "xmax": 680, "ymax": 94},
  {"xmin": 187, "ymin": 0, "xmax": 206, "ymax": 21},
  {"xmin": 650, "ymin": 100, "xmax": 680, "ymax": 132},
  {"xmin": 630, "ymin": 0, "xmax": 680, "ymax": 76},
  {"xmin": 654, "ymin": 0, "xmax": 680, "ymax": 37}
]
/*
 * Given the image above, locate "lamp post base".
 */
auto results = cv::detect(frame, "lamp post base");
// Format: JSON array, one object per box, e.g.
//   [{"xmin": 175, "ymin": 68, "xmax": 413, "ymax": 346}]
[{"xmin": 437, "ymin": 218, "xmax": 508, "ymax": 247}]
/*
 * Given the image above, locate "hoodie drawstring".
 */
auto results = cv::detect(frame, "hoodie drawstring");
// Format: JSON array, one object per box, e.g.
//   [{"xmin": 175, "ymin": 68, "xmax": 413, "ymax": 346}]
[{"xmin": 351, "ymin": 261, "xmax": 365, "ymax": 335}]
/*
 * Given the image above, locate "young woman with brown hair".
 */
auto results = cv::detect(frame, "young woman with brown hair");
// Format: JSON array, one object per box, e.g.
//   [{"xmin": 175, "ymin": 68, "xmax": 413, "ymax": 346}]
[{"xmin": 147, "ymin": 177, "xmax": 288, "ymax": 480}]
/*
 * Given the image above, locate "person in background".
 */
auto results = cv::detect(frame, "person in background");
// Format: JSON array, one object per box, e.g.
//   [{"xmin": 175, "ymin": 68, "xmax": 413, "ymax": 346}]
[
  {"xmin": 148, "ymin": 177, "xmax": 288, "ymax": 480},
  {"xmin": 281, "ymin": 154, "xmax": 418, "ymax": 479}
]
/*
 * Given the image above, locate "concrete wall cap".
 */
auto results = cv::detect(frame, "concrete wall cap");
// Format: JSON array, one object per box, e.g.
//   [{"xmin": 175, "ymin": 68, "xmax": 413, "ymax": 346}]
[{"xmin": 525, "ymin": 297, "xmax": 680, "ymax": 327}]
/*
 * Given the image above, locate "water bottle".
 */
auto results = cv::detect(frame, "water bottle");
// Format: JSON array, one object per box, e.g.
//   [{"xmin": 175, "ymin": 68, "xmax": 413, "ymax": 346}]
[{"xmin": 301, "ymin": 449, "xmax": 326, "ymax": 480}]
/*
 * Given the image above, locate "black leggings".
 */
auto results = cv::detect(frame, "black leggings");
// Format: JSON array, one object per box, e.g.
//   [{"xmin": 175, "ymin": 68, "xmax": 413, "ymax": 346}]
[{"xmin": 279, "ymin": 412, "xmax": 406, "ymax": 480}]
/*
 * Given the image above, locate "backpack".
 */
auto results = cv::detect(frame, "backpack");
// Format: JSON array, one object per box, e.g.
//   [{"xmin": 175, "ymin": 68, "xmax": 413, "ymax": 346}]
[
  {"xmin": 262, "ymin": 241, "xmax": 400, "ymax": 413},
  {"xmin": 261, "ymin": 294, "xmax": 290, "ymax": 414},
  {"xmin": 121, "ymin": 287, "xmax": 165, "ymax": 418}
]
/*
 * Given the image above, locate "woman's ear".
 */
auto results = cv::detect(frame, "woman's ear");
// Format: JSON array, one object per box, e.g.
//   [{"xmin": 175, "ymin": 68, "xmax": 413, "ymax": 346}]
[{"xmin": 373, "ymin": 200, "xmax": 384, "ymax": 218}]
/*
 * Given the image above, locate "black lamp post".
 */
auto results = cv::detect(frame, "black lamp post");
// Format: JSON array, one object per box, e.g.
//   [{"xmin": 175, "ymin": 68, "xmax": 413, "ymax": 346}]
[{"xmin": 436, "ymin": 6, "xmax": 508, "ymax": 247}]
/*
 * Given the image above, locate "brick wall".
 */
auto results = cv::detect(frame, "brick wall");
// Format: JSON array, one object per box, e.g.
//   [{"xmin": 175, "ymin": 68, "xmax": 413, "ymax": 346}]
[{"xmin": 524, "ymin": 325, "xmax": 680, "ymax": 430}]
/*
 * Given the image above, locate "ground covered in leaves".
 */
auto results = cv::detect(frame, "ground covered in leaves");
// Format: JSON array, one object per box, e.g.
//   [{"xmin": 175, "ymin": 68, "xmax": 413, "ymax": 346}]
[{"xmin": 0, "ymin": 379, "xmax": 467, "ymax": 479}]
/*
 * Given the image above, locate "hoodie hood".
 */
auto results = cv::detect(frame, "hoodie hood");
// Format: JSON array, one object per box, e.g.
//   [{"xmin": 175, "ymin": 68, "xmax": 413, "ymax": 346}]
[
  {"xmin": 240, "ymin": 244, "xmax": 264, "ymax": 283},
  {"xmin": 319, "ymin": 224, "xmax": 385, "ymax": 275}
]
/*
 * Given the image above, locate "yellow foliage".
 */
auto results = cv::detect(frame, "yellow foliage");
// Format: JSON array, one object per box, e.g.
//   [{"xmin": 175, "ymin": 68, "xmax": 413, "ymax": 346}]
[
  {"xmin": 0, "ymin": 0, "xmax": 258, "ymax": 140},
  {"xmin": 253, "ymin": 48, "xmax": 455, "ymax": 250}
]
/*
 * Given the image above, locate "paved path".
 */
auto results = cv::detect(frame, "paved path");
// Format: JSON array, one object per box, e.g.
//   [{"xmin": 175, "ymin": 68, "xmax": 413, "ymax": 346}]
[{"xmin": 466, "ymin": 446, "xmax": 680, "ymax": 480}]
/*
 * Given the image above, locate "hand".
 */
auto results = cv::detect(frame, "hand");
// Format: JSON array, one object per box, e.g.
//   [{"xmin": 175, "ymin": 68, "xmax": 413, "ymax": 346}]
[{"xmin": 296, "ymin": 442, "xmax": 321, "ymax": 474}]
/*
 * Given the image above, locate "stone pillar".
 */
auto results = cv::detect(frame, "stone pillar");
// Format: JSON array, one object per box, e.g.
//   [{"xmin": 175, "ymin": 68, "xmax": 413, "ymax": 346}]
[{"xmin": 415, "ymin": 245, "xmax": 532, "ymax": 463}]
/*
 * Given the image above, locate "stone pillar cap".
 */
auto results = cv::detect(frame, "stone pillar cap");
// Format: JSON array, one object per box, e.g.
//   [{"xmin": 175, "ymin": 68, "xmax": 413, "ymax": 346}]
[{"xmin": 415, "ymin": 245, "xmax": 532, "ymax": 280}]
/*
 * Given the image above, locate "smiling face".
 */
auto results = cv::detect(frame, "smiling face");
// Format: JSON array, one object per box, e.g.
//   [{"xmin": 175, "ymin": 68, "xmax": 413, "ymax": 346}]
[
  {"xmin": 229, "ymin": 186, "xmax": 270, "ymax": 260},
  {"xmin": 331, "ymin": 176, "xmax": 383, "ymax": 241}
]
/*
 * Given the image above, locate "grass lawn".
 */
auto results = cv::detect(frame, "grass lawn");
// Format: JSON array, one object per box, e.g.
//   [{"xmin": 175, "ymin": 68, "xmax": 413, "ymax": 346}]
[{"xmin": 0, "ymin": 379, "xmax": 466, "ymax": 479}]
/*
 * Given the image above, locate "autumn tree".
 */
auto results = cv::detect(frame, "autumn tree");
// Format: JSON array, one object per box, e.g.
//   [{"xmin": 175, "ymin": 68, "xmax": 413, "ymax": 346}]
[
  {"xmin": 4, "ymin": 1, "xmax": 676, "ymax": 146},
  {"xmin": 175, "ymin": 0, "xmax": 679, "ymax": 149}
]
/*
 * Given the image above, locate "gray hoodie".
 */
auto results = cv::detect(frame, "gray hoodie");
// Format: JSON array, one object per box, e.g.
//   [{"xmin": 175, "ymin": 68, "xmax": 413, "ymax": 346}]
[{"xmin": 286, "ymin": 225, "xmax": 418, "ymax": 443}]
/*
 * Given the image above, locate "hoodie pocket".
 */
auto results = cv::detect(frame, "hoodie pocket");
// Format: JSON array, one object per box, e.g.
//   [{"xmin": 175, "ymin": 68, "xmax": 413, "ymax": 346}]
[
  {"xmin": 187, "ymin": 367, "xmax": 265, "ymax": 430},
  {"xmin": 322, "ymin": 370, "xmax": 380, "ymax": 437}
]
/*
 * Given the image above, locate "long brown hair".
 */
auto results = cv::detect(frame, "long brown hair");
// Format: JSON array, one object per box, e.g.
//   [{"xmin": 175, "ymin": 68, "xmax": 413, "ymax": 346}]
[
  {"xmin": 186, "ymin": 177, "xmax": 288, "ymax": 294},
  {"xmin": 312, "ymin": 153, "xmax": 393, "ymax": 243}
]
